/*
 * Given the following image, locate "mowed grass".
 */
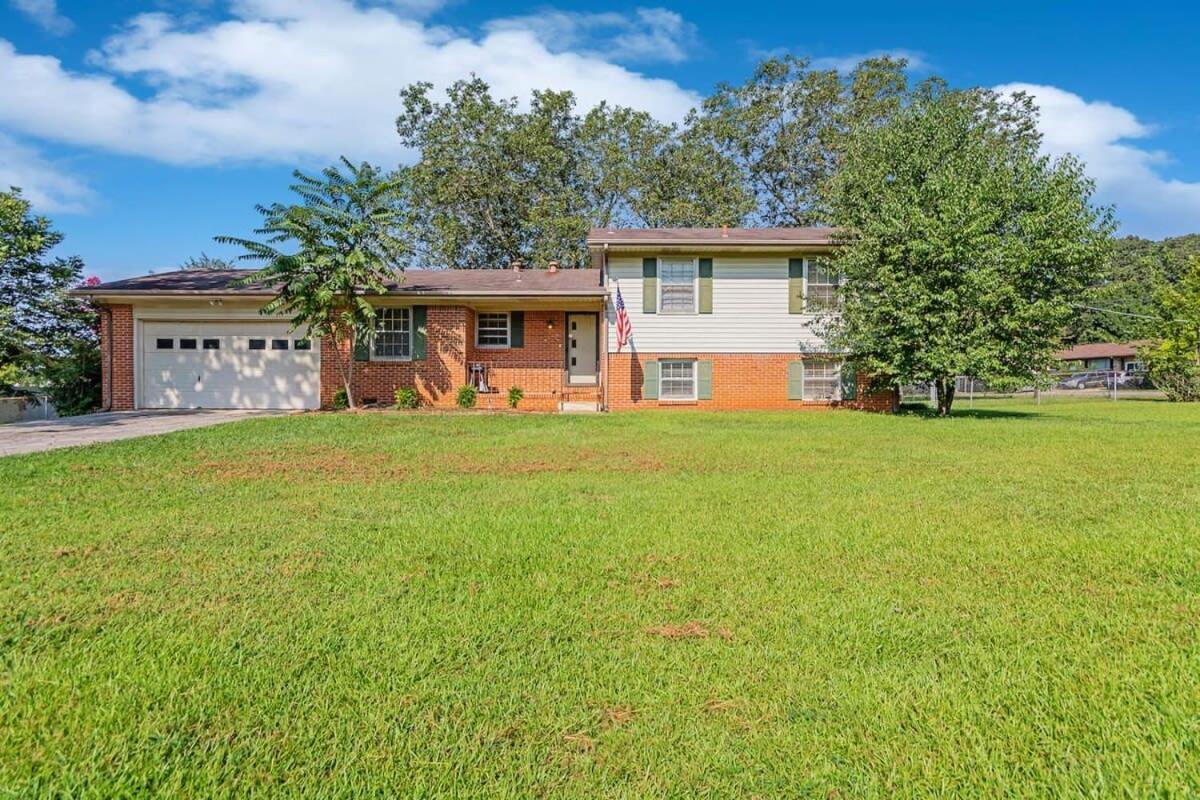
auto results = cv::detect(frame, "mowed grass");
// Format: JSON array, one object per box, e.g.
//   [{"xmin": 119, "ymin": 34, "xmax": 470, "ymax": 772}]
[{"xmin": 2, "ymin": 400, "xmax": 1199, "ymax": 797}]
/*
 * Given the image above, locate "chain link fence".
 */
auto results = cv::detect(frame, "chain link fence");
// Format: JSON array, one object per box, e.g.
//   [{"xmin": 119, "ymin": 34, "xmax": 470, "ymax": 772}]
[{"xmin": 901, "ymin": 369, "xmax": 1164, "ymax": 405}]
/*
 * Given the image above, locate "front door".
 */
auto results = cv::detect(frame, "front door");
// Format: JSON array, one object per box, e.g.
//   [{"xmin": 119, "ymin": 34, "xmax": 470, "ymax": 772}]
[{"xmin": 566, "ymin": 313, "xmax": 598, "ymax": 385}]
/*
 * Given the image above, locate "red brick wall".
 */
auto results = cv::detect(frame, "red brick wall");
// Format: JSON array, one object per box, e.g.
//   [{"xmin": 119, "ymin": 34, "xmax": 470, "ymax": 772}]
[
  {"xmin": 606, "ymin": 353, "xmax": 896, "ymax": 412},
  {"xmin": 100, "ymin": 304, "xmax": 135, "ymax": 411},
  {"xmin": 321, "ymin": 306, "xmax": 577, "ymax": 411},
  {"xmin": 322, "ymin": 306, "xmax": 469, "ymax": 408}
]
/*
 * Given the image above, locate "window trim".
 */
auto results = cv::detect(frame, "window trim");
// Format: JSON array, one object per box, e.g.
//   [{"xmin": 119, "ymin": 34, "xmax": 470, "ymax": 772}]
[
  {"xmin": 658, "ymin": 358, "xmax": 697, "ymax": 402},
  {"xmin": 371, "ymin": 307, "xmax": 413, "ymax": 361},
  {"xmin": 803, "ymin": 258, "xmax": 839, "ymax": 311},
  {"xmin": 657, "ymin": 256, "xmax": 699, "ymax": 315},
  {"xmin": 802, "ymin": 357, "xmax": 843, "ymax": 402},
  {"xmin": 475, "ymin": 311, "xmax": 511, "ymax": 350}
]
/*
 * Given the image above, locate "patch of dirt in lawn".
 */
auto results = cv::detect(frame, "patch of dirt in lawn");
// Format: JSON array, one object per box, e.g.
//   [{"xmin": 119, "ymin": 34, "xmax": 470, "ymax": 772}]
[
  {"xmin": 645, "ymin": 621, "xmax": 734, "ymax": 640},
  {"xmin": 562, "ymin": 732, "xmax": 596, "ymax": 752},
  {"xmin": 599, "ymin": 706, "xmax": 634, "ymax": 727},
  {"xmin": 187, "ymin": 447, "xmax": 410, "ymax": 484},
  {"xmin": 446, "ymin": 447, "xmax": 668, "ymax": 476}
]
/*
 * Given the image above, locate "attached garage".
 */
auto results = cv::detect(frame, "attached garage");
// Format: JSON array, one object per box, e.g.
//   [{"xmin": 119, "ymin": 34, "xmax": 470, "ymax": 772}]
[{"xmin": 140, "ymin": 321, "xmax": 320, "ymax": 410}]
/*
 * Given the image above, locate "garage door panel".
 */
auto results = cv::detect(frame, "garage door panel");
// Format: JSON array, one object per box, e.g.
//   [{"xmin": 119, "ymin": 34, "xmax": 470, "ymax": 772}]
[{"xmin": 141, "ymin": 321, "xmax": 320, "ymax": 410}]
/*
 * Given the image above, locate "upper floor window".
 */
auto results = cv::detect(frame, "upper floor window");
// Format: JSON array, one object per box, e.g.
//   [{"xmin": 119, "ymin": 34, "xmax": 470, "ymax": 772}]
[
  {"xmin": 476, "ymin": 312, "xmax": 510, "ymax": 348},
  {"xmin": 805, "ymin": 260, "xmax": 839, "ymax": 310},
  {"xmin": 373, "ymin": 307, "xmax": 411, "ymax": 359},
  {"xmin": 659, "ymin": 258, "xmax": 696, "ymax": 314}
]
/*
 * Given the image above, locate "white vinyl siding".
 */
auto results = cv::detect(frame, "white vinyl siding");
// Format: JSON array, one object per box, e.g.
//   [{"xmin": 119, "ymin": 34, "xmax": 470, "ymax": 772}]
[
  {"xmin": 606, "ymin": 256, "xmax": 831, "ymax": 353},
  {"xmin": 659, "ymin": 360, "xmax": 696, "ymax": 400},
  {"xmin": 803, "ymin": 359, "xmax": 840, "ymax": 401}
]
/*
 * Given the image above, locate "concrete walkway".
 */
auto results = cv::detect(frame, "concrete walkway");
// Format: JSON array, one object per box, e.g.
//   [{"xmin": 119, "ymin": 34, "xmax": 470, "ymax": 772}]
[{"xmin": 0, "ymin": 409, "xmax": 282, "ymax": 457}]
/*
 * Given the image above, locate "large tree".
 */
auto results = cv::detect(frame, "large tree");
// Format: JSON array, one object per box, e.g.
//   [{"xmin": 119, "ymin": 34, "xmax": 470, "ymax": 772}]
[
  {"xmin": 827, "ymin": 84, "xmax": 1113, "ymax": 415},
  {"xmin": 396, "ymin": 77, "xmax": 750, "ymax": 269},
  {"xmin": 0, "ymin": 188, "xmax": 94, "ymax": 394},
  {"xmin": 694, "ymin": 55, "xmax": 910, "ymax": 225},
  {"xmin": 218, "ymin": 159, "xmax": 409, "ymax": 408},
  {"xmin": 1140, "ymin": 257, "xmax": 1200, "ymax": 401}
]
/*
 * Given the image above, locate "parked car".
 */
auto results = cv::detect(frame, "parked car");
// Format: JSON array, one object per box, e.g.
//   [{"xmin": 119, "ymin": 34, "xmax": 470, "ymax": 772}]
[{"xmin": 1058, "ymin": 371, "xmax": 1108, "ymax": 389}]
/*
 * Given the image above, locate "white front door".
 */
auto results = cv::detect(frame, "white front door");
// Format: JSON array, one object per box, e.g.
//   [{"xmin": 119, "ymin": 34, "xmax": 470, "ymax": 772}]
[
  {"xmin": 141, "ymin": 321, "xmax": 321, "ymax": 409},
  {"xmin": 567, "ymin": 313, "xmax": 598, "ymax": 385}
]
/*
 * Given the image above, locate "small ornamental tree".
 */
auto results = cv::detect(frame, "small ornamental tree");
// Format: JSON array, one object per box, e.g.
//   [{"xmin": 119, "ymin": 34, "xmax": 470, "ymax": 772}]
[
  {"xmin": 218, "ymin": 159, "xmax": 409, "ymax": 408},
  {"xmin": 827, "ymin": 85, "xmax": 1113, "ymax": 415},
  {"xmin": 1141, "ymin": 257, "xmax": 1200, "ymax": 401}
]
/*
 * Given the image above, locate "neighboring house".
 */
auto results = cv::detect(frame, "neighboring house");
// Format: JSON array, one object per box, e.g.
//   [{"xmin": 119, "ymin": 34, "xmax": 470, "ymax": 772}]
[
  {"xmin": 73, "ymin": 228, "xmax": 896, "ymax": 413},
  {"xmin": 1054, "ymin": 341, "xmax": 1151, "ymax": 373}
]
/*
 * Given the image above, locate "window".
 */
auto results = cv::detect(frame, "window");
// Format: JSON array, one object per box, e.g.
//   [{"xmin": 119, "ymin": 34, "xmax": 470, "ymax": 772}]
[
  {"xmin": 155, "ymin": 338, "xmax": 174, "ymax": 350},
  {"xmin": 203, "ymin": 339, "xmax": 220, "ymax": 350},
  {"xmin": 179, "ymin": 338, "xmax": 197, "ymax": 350},
  {"xmin": 373, "ymin": 307, "xmax": 411, "ymax": 359},
  {"xmin": 803, "ymin": 359, "xmax": 841, "ymax": 401},
  {"xmin": 294, "ymin": 339, "xmax": 312, "ymax": 351},
  {"xmin": 659, "ymin": 258, "xmax": 696, "ymax": 314},
  {"xmin": 248, "ymin": 338, "xmax": 266, "ymax": 350},
  {"xmin": 476, "ymin": 312, "xmax": 510, "ymax": 348},
  {"xmin": 1125, "ymin": 360, "xmax": 1143, "ymax": 373},
  {"xmin": 660, "ymin": 360, "xmax": 696, "ymax": 400},
  {"xmin": 805, "ymin": 260, "xmax": 839, "ymax": 310},
  {"xmin": 271, "ymin": 339, "xmax": 289, "ymax": 350}
]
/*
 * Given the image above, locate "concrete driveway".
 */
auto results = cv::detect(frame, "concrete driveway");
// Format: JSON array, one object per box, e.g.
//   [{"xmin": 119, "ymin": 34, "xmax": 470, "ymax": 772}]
[{"xmin": 0, "ymin": 409, "xmax": 283, "ymax": 457}]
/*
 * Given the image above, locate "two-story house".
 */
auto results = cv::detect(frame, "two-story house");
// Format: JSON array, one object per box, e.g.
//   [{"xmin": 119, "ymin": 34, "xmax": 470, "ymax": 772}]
[{"xmin": 75, "ymin": 228, "xmax": 898, "ymax": 413}]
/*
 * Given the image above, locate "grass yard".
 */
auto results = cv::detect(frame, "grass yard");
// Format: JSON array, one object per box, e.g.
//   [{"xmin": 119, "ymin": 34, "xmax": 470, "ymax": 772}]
[{"xmin": 2, "ymin": 399, "xmax": 1199, "ymax": 797}]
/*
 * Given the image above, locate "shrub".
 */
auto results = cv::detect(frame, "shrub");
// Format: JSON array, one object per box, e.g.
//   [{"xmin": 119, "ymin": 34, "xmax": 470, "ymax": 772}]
[
  {"xmin": 456, "ymin": 385, "xmax": 477, "ymax": 409},
  {"xmin": 332, "ymin": 388, "xmax": 349, "ymax": 410},
  {"xmin": 46, "ymin": 342, "xmax": 101, "ymax": 417},
  {"xmin": 507, "ymin": 386, "xmax": 524, "ymax": 409},
  {"xmin": 394, "ymin": 387, "xmax": 419, "ymax": 409}
]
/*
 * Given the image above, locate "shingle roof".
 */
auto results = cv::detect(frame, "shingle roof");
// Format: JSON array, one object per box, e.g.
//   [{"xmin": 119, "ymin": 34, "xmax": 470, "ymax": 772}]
[
  {"xmin": 587, "ymin": 227, "xmax": 837, "ymax": 246},
  {"xmin": 75, "ymin": 268, "xmax": 606, "ymax": 297},
  {"xmin": 1054, "ymin": 341, "xmax": 1151, "ymax": 361}
]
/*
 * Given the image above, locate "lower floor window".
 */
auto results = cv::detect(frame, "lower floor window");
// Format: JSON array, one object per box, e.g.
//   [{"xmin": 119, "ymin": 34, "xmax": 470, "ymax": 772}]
[
  {"xmin": 803, "ymin": 359, "xmax": 841, "ymax": 401},
  {"xmin": 660, "ymin": 359, "xmax": 696, "ymax": 400}
]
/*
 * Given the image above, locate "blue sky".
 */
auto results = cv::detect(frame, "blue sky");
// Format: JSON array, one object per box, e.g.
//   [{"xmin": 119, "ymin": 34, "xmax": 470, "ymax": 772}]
[{"xmin": 2, "ymin": 0, "xmax": 1198, "ymax": 281}]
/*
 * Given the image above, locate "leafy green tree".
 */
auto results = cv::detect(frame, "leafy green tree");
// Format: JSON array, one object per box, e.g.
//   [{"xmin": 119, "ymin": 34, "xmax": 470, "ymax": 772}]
[
  {"xmin": 827, "ymin": 85, "xmax": 1113, "ymax": 415},
  {"xmin": 694, "ymin": 55, "xmax": 910, "ymax": 225},
  {"xmin": 1067, "ymin": 234, "xmax": 1200, "ymax": 343},
  {"xmin": 0, "ymin": 187, "xmax": 94, "ymax": 394},
  {"xmin": 217, "ymin": 159, "xmax": 409, "ymax": 408},
  {"xmin": 1141, "ymin": 257, "xmax": 1200, "ymax": 401},
  {"xmin": 181, "ymin": 252, "xmax": 237, "ymax": 270},
  {"xmin": 397, "ymin": 76, "xmax": 750, "ymax": 269}
]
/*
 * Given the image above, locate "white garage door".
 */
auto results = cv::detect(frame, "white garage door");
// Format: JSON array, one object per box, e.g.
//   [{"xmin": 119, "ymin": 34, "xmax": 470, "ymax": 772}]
[{"xmin": 141, "ymin": 321, "xmax": 320, "ymax": 409}]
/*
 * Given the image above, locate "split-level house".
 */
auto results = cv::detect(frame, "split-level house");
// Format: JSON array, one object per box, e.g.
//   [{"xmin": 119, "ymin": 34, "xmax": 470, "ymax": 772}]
[{"xmin": 75, "ymin": 228, "xmax": 897, "ymax": 413}]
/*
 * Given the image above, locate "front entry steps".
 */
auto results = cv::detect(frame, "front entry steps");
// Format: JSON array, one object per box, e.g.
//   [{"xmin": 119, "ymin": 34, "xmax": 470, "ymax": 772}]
[
  {"xmin": 559, "ymin": 385, "xmax": 601, "ymax": 413},
  {"xmin": 560, "ymin": 400, "xmax": 601, "ymax": 413}
]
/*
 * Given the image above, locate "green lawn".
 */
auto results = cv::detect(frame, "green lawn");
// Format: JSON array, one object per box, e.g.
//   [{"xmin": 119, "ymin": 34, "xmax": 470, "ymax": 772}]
[{"xmin": 2, "ymin": 399, "xmax": 1198, "ymax": 797}]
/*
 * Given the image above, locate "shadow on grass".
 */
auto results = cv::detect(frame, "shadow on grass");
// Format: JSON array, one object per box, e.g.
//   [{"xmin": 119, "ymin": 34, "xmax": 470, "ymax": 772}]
[{"xmin": 897, "ymin": 402, "xmax": 1042, "ymax": 420}]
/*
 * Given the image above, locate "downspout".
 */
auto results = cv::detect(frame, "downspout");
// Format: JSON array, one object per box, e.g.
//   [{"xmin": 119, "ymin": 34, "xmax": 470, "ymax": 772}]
[
  {"xmin": 103, "ymin": 305, "xmax": 114, "ymax": 412},
  {"xmin": 601, "ymin": 243, "xmax": 609, "ymax": 412}
]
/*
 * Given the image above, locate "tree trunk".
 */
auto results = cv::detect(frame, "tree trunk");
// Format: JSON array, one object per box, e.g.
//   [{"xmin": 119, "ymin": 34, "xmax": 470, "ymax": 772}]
[
  {"xmin": 935, "ymin": 377, "xmax": 956, "ymax": 417},
  {"xmin": 330, "ymin": 329, "xmax": 356, "ymax": 409}
]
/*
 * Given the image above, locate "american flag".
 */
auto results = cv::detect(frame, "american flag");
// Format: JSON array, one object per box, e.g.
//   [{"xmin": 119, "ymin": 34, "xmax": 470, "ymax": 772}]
[{"xmin": 614, "ymin": 285, "xmax": 632, "ymax": 353}]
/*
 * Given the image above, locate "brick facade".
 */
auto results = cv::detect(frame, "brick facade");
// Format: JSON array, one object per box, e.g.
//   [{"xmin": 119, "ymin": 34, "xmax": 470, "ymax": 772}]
[
  {"xmin": 100, "ymin": 304, "xmax": 135, "ymax": 411},
  {"xmin": 605, "ymin": 352, "xmax": 896, "ymax": 412}
]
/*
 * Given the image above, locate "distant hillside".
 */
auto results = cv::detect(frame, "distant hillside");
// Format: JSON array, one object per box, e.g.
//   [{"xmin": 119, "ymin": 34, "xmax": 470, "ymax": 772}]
[{"xmin": 1065, "ymin": 234, "xmax": 1200, "ymax": 344}]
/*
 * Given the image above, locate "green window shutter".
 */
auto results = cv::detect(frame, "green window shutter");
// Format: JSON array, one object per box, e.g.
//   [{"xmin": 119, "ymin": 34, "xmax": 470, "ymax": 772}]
[
  {"xmin": 841, "ymin": 363, "xmax": 858, "ymax": 400},
  {"xmin": 698, "ymin": 258, "xmax": 713, "ymax": 314},
  {"xmin": 509, "ymin": 311, "xmax": 525, "ymax": 348},
  {"xmin": 642, "ymin": 359, "xmax": 659, "ymax": 400},
  {"xmin": 642, "ymin": 258, "xmax": 657, "ymax": 314},
  {"xmin": 411, "ymin": 306, "xmax": 427, "ymax": 360},
  {"xmin": 697, "ymin": 360, "xmax": 713, "ymax": 400},
  {"xmin": 787, "ymin": 361, "xmax": 804, "ymax": 400},
  {"xmin": 788, "ymin": 259, "xmax": 804, "ymax": 314},
  {"xmin": 354, "ymin": 332, "xmax": 371, "ymax": 362}
]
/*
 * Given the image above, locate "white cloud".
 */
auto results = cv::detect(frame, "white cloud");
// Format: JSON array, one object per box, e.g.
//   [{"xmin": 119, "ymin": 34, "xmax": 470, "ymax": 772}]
[
  {"xmin": 0, "ymin": 0, "xmax": 700, "ymax": 168},
  {"xmin": 0, "ymin": 133, "xmax": 94, "ymax": 213},
  {"xmin": 810, "ymin": 49, "xmax": 930, "ymax": 73},
  {"xmin": 486, "ymin": 7, "xmax": 699, "ymax": 64},
  {"xmin": 8, "ymin": 0, "xmax": 73, "ymax": 35},
  {"xmin": 996, "ymin": 83, "xmax": 1200, "ymax": 238}
]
